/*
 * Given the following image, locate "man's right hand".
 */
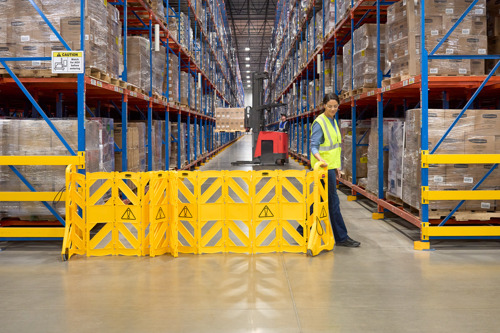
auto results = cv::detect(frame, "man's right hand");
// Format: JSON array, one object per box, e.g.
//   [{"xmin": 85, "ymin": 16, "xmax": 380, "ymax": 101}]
[{"xmin": 319, "ymin": 160, "xmax": 328, "ymax": 168}]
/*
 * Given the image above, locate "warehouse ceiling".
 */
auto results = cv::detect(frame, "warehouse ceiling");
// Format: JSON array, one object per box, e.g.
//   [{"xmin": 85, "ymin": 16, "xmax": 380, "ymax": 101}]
[{"xmin": 226, "ymin": 0, "xmax": 276, "ymax": 88}]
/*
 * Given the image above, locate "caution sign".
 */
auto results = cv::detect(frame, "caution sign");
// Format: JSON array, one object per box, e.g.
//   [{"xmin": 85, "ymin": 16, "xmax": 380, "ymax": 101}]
[
  {"xmin": 121, "ymin": 207, "xmax": 136, "ymax": 221},
  {"xmin": 258, "ymin": 205, "xmax": 274, "ymax": 218},
  {"xmin": 52, "ymin": 51, "xmax": 84, "ymax": 74},
  {"xmin": 156, "ymin": 207, "xmax": 166, "ymax": 220},
  {"xmin": 179, "ymin": 206, "xmax": 193, "ymax": 218},
  {"xmin": 320, "ymin": 206, "xmax": 327, "ymax": 218}
]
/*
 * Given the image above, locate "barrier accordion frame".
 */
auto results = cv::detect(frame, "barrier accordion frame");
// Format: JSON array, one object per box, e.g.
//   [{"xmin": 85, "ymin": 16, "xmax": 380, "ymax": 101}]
[{"xmin": 62, "ymin": 163, "xmax": 333, "ymax": 260}]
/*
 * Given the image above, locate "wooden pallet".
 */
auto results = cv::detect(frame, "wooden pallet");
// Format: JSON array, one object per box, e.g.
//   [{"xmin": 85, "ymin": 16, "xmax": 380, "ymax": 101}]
[
  {"xmin": 86, "ymin": 67, "xmax": 111, "ymax": 83},
  {"xmin": 110, "ymin": 77, "xmax": 127, "ymax": 88},
  {"xmin": 385, "ymin": 75, "xmax": 414, "ymax": 87},
  {"xmin": 428, "ymin": 210, "xmax": 500, "ymax": 222},
  {"xmin": 386, "ymin": 193, "xmax": 404, "ymax": 206},
  {"xmin": 0, "ymin": 68, "xmax": 76, "ymax": 78},
  {"xmin": 352, "ymin": 87, "xmax": 376, "ymax": 96}
]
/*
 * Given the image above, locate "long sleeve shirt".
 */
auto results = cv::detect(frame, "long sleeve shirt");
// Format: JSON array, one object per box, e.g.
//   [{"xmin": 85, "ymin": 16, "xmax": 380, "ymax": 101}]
[{"xmin": 310, "ymin": 116, "xmax": 337, "ymax": 155}]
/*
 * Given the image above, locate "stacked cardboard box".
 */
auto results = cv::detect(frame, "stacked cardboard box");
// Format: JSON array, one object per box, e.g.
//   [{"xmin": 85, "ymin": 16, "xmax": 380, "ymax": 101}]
[
  {"xmin": 170, "ymin": 122, "xmax": 186, "ymax": 168},
  {"xmin": 127, "ymin": 36, "xmax": 150, "ymax": 92},
  {"xmin": 153, "ymin": 46, "xmax": 166, "ymax": 95},
  {"xmin": 487, "ymin": 0, "xmax": 500, "ymax": 74},
  {"xmin": 107, "ymin": 5, "xmax": 122, "ymax": 79},
  {"xmin": 403, "ymin": 109, "xmax": 500, "ymax": 212},
  {"xmin": 342, "ymin": 40, "xmax": 352, "ymax": 92},
  {"xmin": 340, "ymin": 119, "xmax": 371, "ymax": 182},
  {"xmin": 215, "ymin": 108, "xmax": 245, "ymax": 131},
  {"xmin": 166, "ymin": 53, "xmax": 179, "ymax": 103},
  {"xmin": 387, "ymin": 0, "xmax": 487, "ymax": 78},
  {"xmin": 353, "ymin": 24, "xmax": 386, "ymax": 90},
  {"xmin": 151, "ymin": 120, "xmax": 165, "ymax": 170},
  {"xmin": 388, "ymin": 120, "xmax": 405, "ymax": 199},
  {"xmin": 366, "ymin": 118, "xmax": 402, "ymax": 196},
  {"xmin": 0, "ymin": 117, "xmax": 114, "ymax": 219},
  {"xmin": 114, "ymin": 124, "xmax": 140, "ymax": 172},
  {"xmin": 129, "ymin": 122, "xmax": 147, "ymax": 172},
  {"xmin": 0, "ymin": 0, "xmax": 121, "ymax": 75}
]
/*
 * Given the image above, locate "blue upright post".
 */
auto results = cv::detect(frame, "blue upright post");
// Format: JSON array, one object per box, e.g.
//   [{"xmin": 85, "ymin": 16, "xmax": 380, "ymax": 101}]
[
  {"xmin": 148, "ymin": 13, "xmax": 153, "ymax": 171},
  {"xmin": 165, "ymin": 107, "xmax": 169, "ymax": 170},
  {"xmin": 187, "ymin": 114, "xmax": 191, "ymax": 163},
  {"xmin": 78, "ymin": 0, "xmax": 86, "ymax": 157},
  {"xmin": 376, "ymin": 0, "xmax": 383, "ymax": 199},
  {"xmin": 351, "ymin": 0, "xmax": 357, "ymax": 184},
  {"xmin": 420, "ymin": 0, "xmax": 429, "ymax": 226},
  {"xmin": 194, "ymin": 115, "xmax": 197, "ymax": 161},
  {"xmin": 177, "ymin": 112, "xmax": 181, "ymax": 169},
  {"xmin": 121, "ymin": 0, "xmax": 128, "ymax": 171}
]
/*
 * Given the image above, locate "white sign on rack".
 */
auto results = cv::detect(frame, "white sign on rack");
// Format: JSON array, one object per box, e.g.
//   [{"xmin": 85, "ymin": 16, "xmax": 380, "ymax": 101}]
[{"xmin": 51, "ymin": 51, "xmax": 84, "ymax": 74}]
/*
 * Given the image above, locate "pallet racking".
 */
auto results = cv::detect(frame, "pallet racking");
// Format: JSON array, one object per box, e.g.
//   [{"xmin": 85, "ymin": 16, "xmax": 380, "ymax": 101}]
[
  {"xmin": 0, "ymin": 0, "xmax": 243, "ymax": 240},
  {"xmin": 266, "ymin": 0, "xmax": 500, "ymax": 247}
]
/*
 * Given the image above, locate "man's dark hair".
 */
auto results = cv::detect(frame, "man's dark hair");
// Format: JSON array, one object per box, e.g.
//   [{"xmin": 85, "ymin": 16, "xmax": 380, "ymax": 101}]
[
  {"xmin": 323, "ymin": 93, "xmax": 340, "ymax": 105},
  {"xmin": 281, "ymin": 113, "xmax": 286, "ymax": 117}
]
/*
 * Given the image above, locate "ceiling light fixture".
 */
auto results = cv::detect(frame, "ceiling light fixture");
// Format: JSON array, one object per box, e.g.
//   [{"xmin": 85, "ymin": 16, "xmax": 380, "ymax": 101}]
[
  {"xmin": 245, "ymin": 47, "xmax": 250, "ymax": 51},
  {"xmin": 245, "ymin": 57, "xmax": 250, "ymax": 61},
  {"xmin": 246, "ymin": 64, "xmax": 250, "ymax": 67}
]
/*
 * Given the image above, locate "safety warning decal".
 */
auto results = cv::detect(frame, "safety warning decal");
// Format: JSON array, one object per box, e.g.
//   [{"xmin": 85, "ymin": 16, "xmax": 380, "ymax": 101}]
[
  {"xmin": 156, "ymin": 207, "xmax": 166, "ymax": 220},
  {"xmin": 52, "ymin": 51, "xmax": 84, "ymax": 73},
  {"xmin": 258, "ymin": 205, "xmax": 274, "ymax": 218},
  {"xmin": 179, "ymin": 206, "xmax": 193, "ymax": 218},
  {"xmin": 320, "ymin": 206, "xmax": 327, "ymax": 218},
  {"xmin": 121, "ymin": 207, "xmax": 136, "ymax": 221}
]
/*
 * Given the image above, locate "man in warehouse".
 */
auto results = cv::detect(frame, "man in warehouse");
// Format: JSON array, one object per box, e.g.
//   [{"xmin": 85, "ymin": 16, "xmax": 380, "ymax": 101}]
[
  {"xmin": 309, "ymin": 93, "xmax": 360, "ymax": 248},
  {"xmin": 278, "ymin": 113, "xmax": 289, "ymax": 132}
]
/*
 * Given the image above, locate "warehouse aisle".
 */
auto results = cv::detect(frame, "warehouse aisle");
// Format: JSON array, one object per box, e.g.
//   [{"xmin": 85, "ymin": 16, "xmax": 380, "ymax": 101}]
[
  {"xmin": 200, "ymin": 133, "xmax": 306, "ymax": 171},
  {"xmin": 1, "ymin": 137, "xmax": 500, "ymax": 332}
]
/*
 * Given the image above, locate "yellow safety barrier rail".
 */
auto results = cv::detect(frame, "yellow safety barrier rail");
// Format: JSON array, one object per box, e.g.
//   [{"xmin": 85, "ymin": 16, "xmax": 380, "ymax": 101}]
[
  {"xmin": 62, "ymin": 163, "xmax": 334, "ymax": 260},
  {"xmin": 415, "ymin": 151, "xmax": 500, "ymax": 250}
]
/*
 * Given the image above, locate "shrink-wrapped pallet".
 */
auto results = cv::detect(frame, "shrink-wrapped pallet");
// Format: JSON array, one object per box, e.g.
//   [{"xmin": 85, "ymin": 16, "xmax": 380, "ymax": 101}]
[
  {"xmin": 353, "ymin": 24, "xmax": 386, "ymax": 90},
  {"xmin": 127, "ymin": 36, "xmax": 150, "ymax": 91},
  {"xmin": 340, "ymin": 119, "xmax": 371, "ymax": 182},
  {"xmin": 403, "ymin": 109, "xmax": 500, "ymax": 212},
  {"xmin": 387, "ymin": 0, "xmax": 487, "ymax": 78},
  {"xmin": 0, "ymin": 118, "xmax": 114, "ymax": 219},
  {"xmin": 366, "ymin": 118, "xmax": 402, "ymax": 195}
]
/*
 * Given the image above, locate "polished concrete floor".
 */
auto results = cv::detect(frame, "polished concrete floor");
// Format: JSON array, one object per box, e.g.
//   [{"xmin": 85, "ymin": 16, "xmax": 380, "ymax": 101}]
[{"xmin": 2, "ymin": 134, "xmax": 500, "ymax": 332}]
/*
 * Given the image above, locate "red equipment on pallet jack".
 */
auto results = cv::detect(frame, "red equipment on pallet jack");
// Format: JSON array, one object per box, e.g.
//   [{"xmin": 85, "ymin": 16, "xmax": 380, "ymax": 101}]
[{"xmin": 253, "ymin": 131, "xmax": 288, "ymax": 165}]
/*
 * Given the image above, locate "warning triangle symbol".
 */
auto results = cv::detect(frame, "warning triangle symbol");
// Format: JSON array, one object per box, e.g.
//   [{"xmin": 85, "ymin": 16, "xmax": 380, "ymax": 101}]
[
  {"xmin": 156, "ymin": 207, "xmax": 166, "ymax": 220},
  {"xmin": 320, "ymin": 206, "xmax": 327, "ymax": 218},
  {"xmin": 56, "ymin": 53, "xmax": 61, "ymax": 57},
  {"xmin": 121, "ymin": 207, "xmax": 136, "ymax": 220},
  {"xmin": 258, "ymin": 205, "xmax": 274, "ymax": 218},
  {"xmin": 179, "ymin": 206, "xmax": 193, "ymax": 218}
]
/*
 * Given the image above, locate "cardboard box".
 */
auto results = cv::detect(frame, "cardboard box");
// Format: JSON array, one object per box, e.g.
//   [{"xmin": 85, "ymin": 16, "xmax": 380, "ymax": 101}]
[
  {"xmin": 458, "ymin": 36, "xmax": 488, "ymax": 55},
  {"xmin": 474, "ymin": 110, "xmax": 500, "ymax": 135},
  {"xmin": 443, "ymin": 110, "xmax": 475, "ymax": 129},
  {"xmin": 7, "ymin": 18, "xmax": 34, "ymax": 43},
  {"xmin": 446, "ymin": 164, "xmax": 477, "ymax": 186},
  {"xmin": 429, "ymin": 129, "xmax": 465, "ymax": 154},
  {"xmin": 0, "ymin": 43, "xmax": 14, "ymax": 68},
  {"xmin": 15, "ymin": 43, "xmax": 48, "ymax": 69},
  {"xmin": 465, "ymin": 135, "xmax": 496, "ymax": 154}
]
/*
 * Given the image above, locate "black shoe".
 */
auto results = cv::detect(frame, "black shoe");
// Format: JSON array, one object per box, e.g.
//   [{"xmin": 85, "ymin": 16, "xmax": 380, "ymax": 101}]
[{"xmin": 336, "ymin": 237, "xmax": 361, "ymax": 248}]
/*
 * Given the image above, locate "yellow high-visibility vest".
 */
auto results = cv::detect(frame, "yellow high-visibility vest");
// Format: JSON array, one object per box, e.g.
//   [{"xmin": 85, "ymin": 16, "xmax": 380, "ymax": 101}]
[{"xmin": 310, "ymin": 113, "xmax": 341, "ymax": 170}]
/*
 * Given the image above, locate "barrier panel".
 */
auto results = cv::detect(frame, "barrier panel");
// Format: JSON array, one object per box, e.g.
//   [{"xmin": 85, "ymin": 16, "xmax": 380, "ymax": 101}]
[{"xmin": 62, "ymin": 164, "xmax": 333, "ymax": 260}]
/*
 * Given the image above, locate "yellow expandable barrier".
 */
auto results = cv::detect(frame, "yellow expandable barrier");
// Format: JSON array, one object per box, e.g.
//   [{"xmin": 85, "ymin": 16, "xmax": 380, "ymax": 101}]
[{"xmin": 62, "ymin": 163, "xmax": 334, "ymax": 260}]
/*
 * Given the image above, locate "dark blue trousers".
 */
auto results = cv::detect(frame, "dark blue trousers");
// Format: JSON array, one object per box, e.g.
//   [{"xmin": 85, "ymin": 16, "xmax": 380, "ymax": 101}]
[{"xmin": 328, "ymin": 169, "xmax": 348, "ymax": 243}]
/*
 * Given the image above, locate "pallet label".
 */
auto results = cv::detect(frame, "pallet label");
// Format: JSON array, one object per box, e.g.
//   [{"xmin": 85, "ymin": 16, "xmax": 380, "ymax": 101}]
[{"xmin": 51, "ymin": 51, "xmax": 84, "ymax": 74}]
